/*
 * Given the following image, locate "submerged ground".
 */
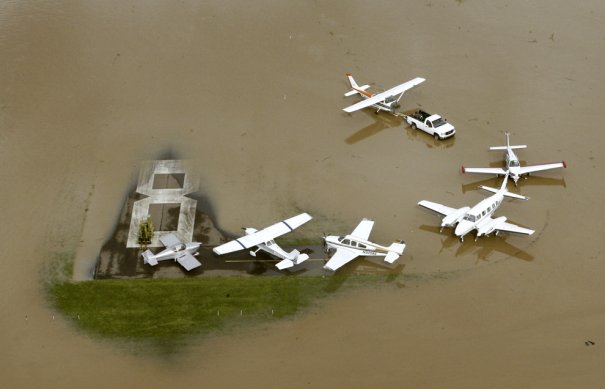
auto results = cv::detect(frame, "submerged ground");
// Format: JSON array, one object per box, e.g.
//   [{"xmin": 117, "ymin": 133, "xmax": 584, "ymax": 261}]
[{"xmin": 2, "ymin": 1, "xmax": 605, "ymax": 387}]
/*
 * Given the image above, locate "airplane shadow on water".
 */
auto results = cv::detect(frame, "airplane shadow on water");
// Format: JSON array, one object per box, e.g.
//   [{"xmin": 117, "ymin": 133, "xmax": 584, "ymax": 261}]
[
  {"xmin": 418, "ymin": 224, "xmax": 534, "ymax": 263},
  {"xmin": 344, "ymin": 109, "xmax": 457, "ymax": 149},
  {"xmin": 345, "ymin": 110, "xmax": 403, "ymax": 145},
  {"xmin": 460, "ymin": 175, "xmax": 566, "ymax": 194}
]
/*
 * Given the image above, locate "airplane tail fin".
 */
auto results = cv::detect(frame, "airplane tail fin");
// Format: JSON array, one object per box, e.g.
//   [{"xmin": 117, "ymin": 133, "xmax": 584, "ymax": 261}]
[
  {"xmin": 275, "ymin": 250, "xmax": 309, "ymax": 270},
  {"xmin": 289, "ymin": 249, "xmax": 309, "ymax": 265},
  {"xmin": 489, "ymin": 132, "xmax": 527, "ymax": 150},
  {"xmin": 344, "ymin": 73, "xmax": 371, "ymax": 96},
  {"xmin": 479, "ymin": 176, "xmax": 529, "ymax": 200},
  {"xmin": 385, "ymin": 241, "xmax": 406, "ymax": 263},
  {"xmin": 346, "ymin": 73, "xmax": 359, "ymax": 89},
  {"xmin": 141, "ymin": 250, "xmax": 158, "ymax": 266}
]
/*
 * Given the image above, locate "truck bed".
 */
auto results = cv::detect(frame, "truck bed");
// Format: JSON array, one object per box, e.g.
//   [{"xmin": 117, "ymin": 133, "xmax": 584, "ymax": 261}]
[{"xmin": 410, "ymin": 110, "xmax": 431, "ymax": 121}]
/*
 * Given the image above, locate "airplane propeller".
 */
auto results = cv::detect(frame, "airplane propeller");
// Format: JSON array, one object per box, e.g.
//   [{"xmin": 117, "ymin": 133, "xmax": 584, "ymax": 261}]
[{"xmin": 322, "ymin": 233, "xmax": 330, "ymax": 254}]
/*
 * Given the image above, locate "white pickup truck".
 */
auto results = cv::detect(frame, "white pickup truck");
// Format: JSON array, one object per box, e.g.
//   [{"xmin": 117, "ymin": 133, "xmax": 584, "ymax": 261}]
[{"xmin": 405, "ymin": 110, "xmax": 455, "ymax": 140}]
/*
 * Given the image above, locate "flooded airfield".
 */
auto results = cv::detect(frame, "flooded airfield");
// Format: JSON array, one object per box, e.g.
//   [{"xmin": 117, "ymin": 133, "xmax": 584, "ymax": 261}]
[{"xmin": 2, "ymin": 1, "xmax": 605, "ymax": 387}]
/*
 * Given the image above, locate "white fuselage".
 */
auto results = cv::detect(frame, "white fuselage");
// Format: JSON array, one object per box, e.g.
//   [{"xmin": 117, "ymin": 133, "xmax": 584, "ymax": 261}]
[
  {"xmin": 325, "ymin": 234, "xmax": 391, "ymax": 257},
  {"xmin": 153, "ymin": 242, "xmax": 201, "ymax": 262},
  {"xmin": 454, "ymin": 193, "xmax": 504, "ymax": 239},
  {"xmin": 243, "ymin": 227, "xmax": 297, "ymax": 261},
  {"xmin": 505, "ymin": 149, "xmax": 522, "ymax": 183},
  {"xmin": 353, "ymin": 88, "xmax": 396, "ymax": 113}
]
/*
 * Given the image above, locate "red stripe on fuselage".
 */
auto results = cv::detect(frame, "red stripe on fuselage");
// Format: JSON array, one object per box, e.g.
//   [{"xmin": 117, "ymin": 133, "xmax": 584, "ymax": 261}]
[{"xmin": 353, "ymin": 87, "xmax": 373, "ymax": 98}]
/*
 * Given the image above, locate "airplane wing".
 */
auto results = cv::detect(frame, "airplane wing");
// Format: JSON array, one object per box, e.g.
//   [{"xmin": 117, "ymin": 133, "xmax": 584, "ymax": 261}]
[
  {"xmin": 343, "ymin": 77, "xmax": 425, "ymax": 113},
  {"xmin": 518, "ymin": 162, "xmax": 565, "ymax": 176},
  {"xmin": 418, "ymin": 200, "xmax": 457, "ymax": 217},
  {"xmin": 462, "ymin": 167, "xmax": 507, "ymax": 175},
  {"xmin": 213, "ymin": 213, "xmax": 312, "ymax": 255},
  {"xmin": 324, "ymin": 248, "xmax": 359, "ymax": 271},
  {"xmin": 495, "ymin": 221, "xmax": 535, "ymax": 236},
  {"xmin": 350, "ymin": 219, "xmax": 374, "ymax": 240},
  {"xmin": 159, "ymin": 233, "xmax": 181, "ymax": 247},
  {"xmin": 175, "ymin": 252, "xmax": 202, "ymax": 271}
]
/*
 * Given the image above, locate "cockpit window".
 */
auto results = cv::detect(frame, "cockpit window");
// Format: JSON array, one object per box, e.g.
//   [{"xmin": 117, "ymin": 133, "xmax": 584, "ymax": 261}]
[
  {"xmin": 343, "ymin": 239, "xmax": 351, "ymax": 245},
  {"xmin": 338, "ymin": 237, "xmax": 344, "ymax": 243},
  {"xmin": 509, "ymin": 160, "xmax": 520, "ymax": 167},
  {"xmin": 463, "ymin": 214, "xmax": 476, "ymax": 222},
  {"xmin": 175, "ymin": 244, "xmax": 186, "ymax": 251}
]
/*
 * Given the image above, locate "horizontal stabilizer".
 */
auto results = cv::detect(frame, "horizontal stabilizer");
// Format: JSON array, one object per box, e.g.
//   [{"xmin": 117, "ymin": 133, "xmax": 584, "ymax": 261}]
[
  {"xmin": 489, "ymin": 145, "xmax": 527, "ymax": 151},
  {"xmin": 276, "ymin": 259, "xmax": 294, "ymax": 270},
  {"xmin": 385, "ymin": 242, "xmax": 406, "ymax": 263},
  {"xmin": 141, "ymin": 250, "xmax": 158, "ymax": 266},
  {"xmin": 479, "ymin": 185, "xmax": 529, "ymax": 200},
  {"xmin": 276, "ymin": 253, "xmax": 310, "ymax": 270},
  {"xmin": 344, "ymin": 85, "xmax": 370, "ymax": 97}
]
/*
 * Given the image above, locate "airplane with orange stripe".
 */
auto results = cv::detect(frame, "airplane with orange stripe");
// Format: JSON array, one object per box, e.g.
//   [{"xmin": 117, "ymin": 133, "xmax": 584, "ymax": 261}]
[{"xmin": 343, "ymin": 73, "xmax": 425, "ymax": 114}]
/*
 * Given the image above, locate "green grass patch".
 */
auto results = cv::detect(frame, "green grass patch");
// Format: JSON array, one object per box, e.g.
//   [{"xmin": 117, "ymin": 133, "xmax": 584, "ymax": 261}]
[{"xmin": 50, "ymin": 274, "xmax": 391, "ymax": 351}]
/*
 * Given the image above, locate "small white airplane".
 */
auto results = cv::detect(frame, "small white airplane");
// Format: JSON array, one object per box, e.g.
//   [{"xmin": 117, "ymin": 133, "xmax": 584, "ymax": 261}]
[
  {"xmin": 212, "ymin": 213, "xmax": 312, "ymax": 270},
  {"xmin": 343, "ymin": 73, "xmax": 425, "ymax": 114},
  {"xmin": 462, "ymin": 132, "xmax": 566, "ymax": 186},
  {"xmin": 323, "ymin": 219, "xmax": 405, "ymax": 271},
  {"xmin": 418, "ymin": 174, "xmax": 534, "ymax": 242},
  {"xmin": 141, "ymin": 234, "xmax": 202, "ymax": 271}
]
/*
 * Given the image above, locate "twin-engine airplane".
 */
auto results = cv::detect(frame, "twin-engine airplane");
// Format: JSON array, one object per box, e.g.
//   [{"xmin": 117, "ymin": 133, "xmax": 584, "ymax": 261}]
[
  {"xmin": 213, "ymin": 213, "xmax": 312, "ymax": 270},
  {"xmin": 323, "ymin": 219, "xmax": 405, "ymax": 271},
  {"xmin": 141, "ymin": 233, "xmax": 202, "ymax": 271},
  {"xmin": 343, "ymin": 73, "xmax": 425, "ymax": 114},
  {"xmin": 462, "ymin": 132, "xmax": 566, "ymax": 186},
  {"xmin": 418, "ymin": 174, "xmax": 534, "ymax": 242}
]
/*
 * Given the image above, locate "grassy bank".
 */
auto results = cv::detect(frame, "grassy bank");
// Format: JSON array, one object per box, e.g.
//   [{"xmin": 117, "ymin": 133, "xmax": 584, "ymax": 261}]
[{"xmin": 50, "ymin": 274, "xmax": 391, "ymax": 349}]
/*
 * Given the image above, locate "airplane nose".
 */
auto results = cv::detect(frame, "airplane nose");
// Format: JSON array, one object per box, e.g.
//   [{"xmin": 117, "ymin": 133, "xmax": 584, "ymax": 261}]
[{"xmin": 455, "ymin": 221, "xmax": 472, "ymax": 237}]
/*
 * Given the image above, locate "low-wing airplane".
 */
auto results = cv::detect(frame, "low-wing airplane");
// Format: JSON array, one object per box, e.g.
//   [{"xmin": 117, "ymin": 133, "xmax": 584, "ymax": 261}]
[
  {"xmin": 323, "ymin": 218, "xmax": 405, "ymax": 271},
  {"xmin": 212, "ymin": 213, "xmax": 312, "ymax": 270},
  {"xmin": 141, "ymin": 233, "xmax": 202, "ymax": 271},
  {"xmin": 343, "ymin": 73, "xmax": 425, "ymax": 114},
  {"xmin": 462, "ymin": 132, "xmax": 566, "ymax": 186},
  {"xmin": 418, "ymin": 174, "xmax": 534, "ymax": 242}
]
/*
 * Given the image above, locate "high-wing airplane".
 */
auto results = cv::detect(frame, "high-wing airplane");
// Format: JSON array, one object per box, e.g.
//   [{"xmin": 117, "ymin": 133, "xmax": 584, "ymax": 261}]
[
  {"xmin": 418, "ymin": 174, "xmax": 534, "ymax": 242},
  {"xmin": 323, "ymin": 219, "xmax": 405, "ymax": 271},
  {"xmin": 462, "ymin": 132, "xmax": 566, "ymax": 186},
  {"xmin": 141, "ymin": 233, "xmax": 202, "ymax": 271},
  {"xmin": 212, "ymin": 213, "xmax": 312, "ymax": 270},
  {"xmin": 343, "ymin": 73, "xmax": 425, "ymax": 114}
]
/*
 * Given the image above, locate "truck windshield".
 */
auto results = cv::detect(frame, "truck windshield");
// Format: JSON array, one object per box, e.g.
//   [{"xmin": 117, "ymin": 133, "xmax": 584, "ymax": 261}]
[{"xmin": 432, "ymin": 118, "xmax": 447, "ymax": 127}]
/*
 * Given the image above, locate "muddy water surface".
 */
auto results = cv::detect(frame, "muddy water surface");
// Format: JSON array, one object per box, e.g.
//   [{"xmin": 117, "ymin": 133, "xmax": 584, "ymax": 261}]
[{"xmin": 2, "ymin": 1, "xmax": 605, "ymax": 387}]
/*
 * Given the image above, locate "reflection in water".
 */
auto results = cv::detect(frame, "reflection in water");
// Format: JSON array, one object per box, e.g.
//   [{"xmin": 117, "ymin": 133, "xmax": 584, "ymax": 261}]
[
  {"xmin": 461, "ymin": 175, "xmax": 566, "ymax": 194},
  {"xmin": 322, "ymin": 252, "xmax": 406, "ymax": 292},
  {"xmin": 345, "ymin": 109, "xmax": 457, "ymax": 149},
  {"xmin": 401, "ymin": 115, "xmax": 456, "ymax": 149},
  {"xmin": 419, "ymin": 224, "xmax": 534, "ymax": 262}
]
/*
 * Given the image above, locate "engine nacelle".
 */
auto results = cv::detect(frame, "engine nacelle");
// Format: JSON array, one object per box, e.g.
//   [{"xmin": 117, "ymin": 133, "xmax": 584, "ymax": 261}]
[
  {"xmin": 477, "ymin": 216, "xmax": 507, "ymax": 237},
  {"xmin": 442, "ymin": 206, "xmax": 471, "ymax": 227}
]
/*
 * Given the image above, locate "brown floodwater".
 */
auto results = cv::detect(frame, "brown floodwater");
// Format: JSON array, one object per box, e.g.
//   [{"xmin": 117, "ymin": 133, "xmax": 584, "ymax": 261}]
[{"xmin": 2, "ymin": 0, "xmax": 605, "ymax": 387}]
